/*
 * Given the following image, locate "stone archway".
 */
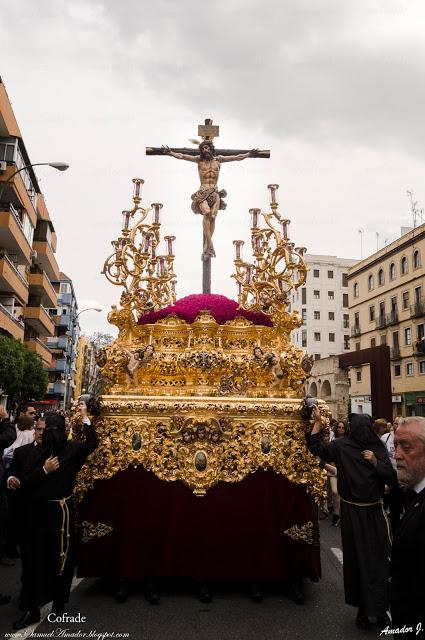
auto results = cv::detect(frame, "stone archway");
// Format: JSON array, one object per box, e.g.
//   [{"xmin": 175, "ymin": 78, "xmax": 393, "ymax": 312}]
[
  {"xmin": 309, "ymin": 381, "xmax": 318, "ymax": 397},
  {"xmin": 321, "ymin": 379, "xmax": 332, "ymax": 399}
]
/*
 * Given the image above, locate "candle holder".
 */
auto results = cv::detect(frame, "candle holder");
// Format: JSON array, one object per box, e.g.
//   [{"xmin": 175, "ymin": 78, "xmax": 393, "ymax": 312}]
[
  {"xmin": 102, "ymin": 179, "xmax": 177, "ymax": 317},
  {"xmin": 232, "ymin": 185, "xmax": 307, "ymax": 321}
]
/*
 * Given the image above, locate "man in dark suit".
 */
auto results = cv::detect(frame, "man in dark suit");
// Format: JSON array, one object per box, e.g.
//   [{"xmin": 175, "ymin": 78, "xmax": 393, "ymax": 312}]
[
  {"xmin": 0, "ymin": 405, "xmax": 16, "ymax": 605},
  {"xmin": 391, "ymin": 417, "xmax": 425, "ymax": 636}
]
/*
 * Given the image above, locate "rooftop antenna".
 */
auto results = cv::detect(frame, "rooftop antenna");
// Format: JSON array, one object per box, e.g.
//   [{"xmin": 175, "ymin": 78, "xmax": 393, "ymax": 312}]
[
  {"xmin": 358, "ymin": 228, "xmax": 364, "ymax": 259},
  {"xmin": 407, "ymin": 189, "xmax": 424, "ymax": 228}
]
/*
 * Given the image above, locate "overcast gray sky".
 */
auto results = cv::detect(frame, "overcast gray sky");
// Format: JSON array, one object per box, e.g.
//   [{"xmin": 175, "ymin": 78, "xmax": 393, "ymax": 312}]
[{"xmin": 1, "ymin": 0, "xmax": 425, "ymax": 335}]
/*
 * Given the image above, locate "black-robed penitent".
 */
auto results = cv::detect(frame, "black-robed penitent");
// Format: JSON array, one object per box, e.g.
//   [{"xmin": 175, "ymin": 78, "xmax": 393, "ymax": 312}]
[
  {"xmin": 17, "ymin": 421, "xmax": 98, "ymax": 610},
  {"xmin": 306, "ymin": 414, "xmax": 396, "ymax": 618}
]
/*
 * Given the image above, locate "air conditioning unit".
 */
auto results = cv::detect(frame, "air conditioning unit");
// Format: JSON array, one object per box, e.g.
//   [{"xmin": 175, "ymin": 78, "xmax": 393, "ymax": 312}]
[{"xmin": 0, "ymin": 161, "xmax": 7, "ymax": 172}]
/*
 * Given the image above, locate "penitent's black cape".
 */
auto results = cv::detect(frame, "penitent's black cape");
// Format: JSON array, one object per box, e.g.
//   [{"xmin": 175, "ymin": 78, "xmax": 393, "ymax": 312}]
[
  {"xmin": 306, "ymin": 413, "xmax": 397, "ymax": 618},
  {"xmin": 306, "ymin": 413, "xmax": 396, "ymax": 502}
]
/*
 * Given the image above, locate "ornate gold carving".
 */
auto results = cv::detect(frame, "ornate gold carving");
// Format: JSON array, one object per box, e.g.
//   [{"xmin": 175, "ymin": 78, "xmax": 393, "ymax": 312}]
[
  {"xmin": 80, "ymin": 520, "xmax": 114, "ymax": 544},
  {"xmin": 76, "ymin": 397, "xmax": 327, "ymax": 501},
  {"xmin": 283, "ymin": 521, "xmax": 315, "ymax": 545},
  {"xmin": 101, "ymin": 179, "xmax": 176, "ymax": 319}
]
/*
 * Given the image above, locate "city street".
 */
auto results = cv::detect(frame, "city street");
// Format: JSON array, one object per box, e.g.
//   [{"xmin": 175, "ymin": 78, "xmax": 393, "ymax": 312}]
[{"xmin": 0, "ymin": 521, "xmax": 383, "ymax": 640}]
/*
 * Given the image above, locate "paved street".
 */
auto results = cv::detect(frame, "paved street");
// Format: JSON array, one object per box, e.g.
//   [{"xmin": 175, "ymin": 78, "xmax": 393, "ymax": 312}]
[{"xmin": 0, "ymin": 521, "xmax": 386, "ymax": 640}]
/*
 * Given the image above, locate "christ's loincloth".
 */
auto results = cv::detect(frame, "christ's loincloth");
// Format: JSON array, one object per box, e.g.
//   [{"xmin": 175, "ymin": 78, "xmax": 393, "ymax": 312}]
[{"xmin": 191, "ymin": 186, "xmax": 227, "ymax": 216}]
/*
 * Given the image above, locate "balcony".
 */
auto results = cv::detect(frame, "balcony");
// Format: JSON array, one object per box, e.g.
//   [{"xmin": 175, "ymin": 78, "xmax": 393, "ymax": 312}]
[
  {"xmin": 0, "ymin": 255, "xmax": 29, "ymax": 303},
  {"xmin": 46, "ymin": 381, "xmax": 65, "ymax": 395},
  {"xmin": 0, "ymin": 302, "xmax": 24, "ymax": 340},
  {"xmin": 32, "ymin": 240, "xmax": 60, "ymax": 282},
  {"xmin": 23, "ymin": 305, "xmax": 55, "ymax": 337},
  {"xmin": 415, "ymin": 339, "xmax": 425, "ymax": 356},
  {"xmin": 25, "ymin": 337, "xmax": 52, "ymax": 367},
  {"xmin": 391, "ymin": 347, "xmax": 401, "ymax": 360},
  {"xmin": 46, "ymin": 335, "xmax": 70, "ymax": 352},
  {"xmin": 351, "ymin": 325, "xmax": 361, "ymax": 337},
  {"xmin": 387, "ymin": 310, "xmax": 398, "ymax": 325},
  {"xmin": 376, "ymin": 315, "xmax": 387, "ymax": 329},
  {"xmin": 0, "ymin": 205, "xmax": 32, "ymax": 264},
  {"xmin": 49, "ymin": 359, "xmax": 67, "ymax": 373},
  {"xmin": 0, "ymin": 164, "xmax": 37, "ymax": 227},
  {"xmin": 58, "ymin": 292, "xmax": 73, "ymax": 305},
  {"xmin": 54, "ymin": 313, "xmax": 72, "ymax": 328},
  {"xmin": 28, "ymin": 270, "xmax": 57, "ymax": 307},
  {"xmin": 410, "ymin": 300, "xmax": 425, "ymax": 319}
]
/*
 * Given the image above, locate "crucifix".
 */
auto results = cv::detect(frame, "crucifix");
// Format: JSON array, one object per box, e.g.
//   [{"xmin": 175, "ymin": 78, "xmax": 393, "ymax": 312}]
[{"xmin": 146, "ymin": 118, "xmax": 270, "ymax": 294}]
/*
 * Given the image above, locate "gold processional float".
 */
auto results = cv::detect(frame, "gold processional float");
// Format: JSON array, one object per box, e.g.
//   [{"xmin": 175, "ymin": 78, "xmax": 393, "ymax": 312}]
[{"xmin": 76, "ymin": 179, "xmax": 328, "ymax": 501}]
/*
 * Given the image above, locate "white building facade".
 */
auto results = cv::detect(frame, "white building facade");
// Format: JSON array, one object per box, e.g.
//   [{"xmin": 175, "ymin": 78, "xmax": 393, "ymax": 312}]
[{"xmin": 291, "ymin": 254, "xmax": 357, "ymax": 360}]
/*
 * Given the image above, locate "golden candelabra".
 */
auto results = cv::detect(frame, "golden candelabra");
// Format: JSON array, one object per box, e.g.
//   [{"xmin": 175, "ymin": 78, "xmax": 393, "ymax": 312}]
[
  {"xmin": 232, "ymin": 184, "xmax": 307, "ymax": 319},
  {"xmin": 101, "ymin": 178, "xmax": 177, "ymax": 318}
]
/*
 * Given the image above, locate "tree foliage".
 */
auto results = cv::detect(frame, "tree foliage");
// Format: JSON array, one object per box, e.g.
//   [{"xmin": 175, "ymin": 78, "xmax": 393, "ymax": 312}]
[
  {"xmin": 0, "ymin": 335, "xmax": 48, "ymax": 400},
  {"xmin": 86, "ymin": 331, "xmax": 114, "ymax": 350}
]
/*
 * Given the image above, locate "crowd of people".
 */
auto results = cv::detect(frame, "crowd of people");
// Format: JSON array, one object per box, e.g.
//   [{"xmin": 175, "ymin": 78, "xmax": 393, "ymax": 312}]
[
  {"xmin": 308, "ymin": 407, "xmax": 425, "ymax": 634},
  {"xmin": 0, "ymin": 399, "xmax": 98, "ymax": 630},
  {"xmin": 1, "ymin": 400, "xmax": 425, "ymax": 634}
]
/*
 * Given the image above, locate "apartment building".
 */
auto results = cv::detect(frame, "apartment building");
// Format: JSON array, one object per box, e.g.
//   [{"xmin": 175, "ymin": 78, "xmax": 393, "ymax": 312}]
[
  {"xmin": 348, "ymin": 224, "xmax": 425, "ymax": 417},
  {"xmin": 46, "ymin": 273, "xmax": 79, "ymax": 410},
  {"xmin": 0, "ymin": 76, "xmax": 59, "ymax": 368},
  {"xmin": 291, "ymin": 254, "xmax": 357, "ymax": 359}
]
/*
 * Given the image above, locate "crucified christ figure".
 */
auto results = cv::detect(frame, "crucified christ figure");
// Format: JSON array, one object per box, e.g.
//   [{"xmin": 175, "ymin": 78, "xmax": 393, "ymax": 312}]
[{"xmin": 162, "ymin": 140, "xmax": 258, "ymax": 261}]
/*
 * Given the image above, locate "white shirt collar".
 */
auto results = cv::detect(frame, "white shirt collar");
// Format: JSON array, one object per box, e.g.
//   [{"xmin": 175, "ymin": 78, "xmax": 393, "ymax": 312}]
[{"xmin": 414, "ymin": 476, "xmax": 425, "ymax": 494}]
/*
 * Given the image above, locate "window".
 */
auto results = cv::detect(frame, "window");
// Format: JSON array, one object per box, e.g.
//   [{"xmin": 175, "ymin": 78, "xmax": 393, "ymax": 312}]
[
  {"xmin": 378, "ymin": 269, "xmax": 384, "ymax": 286},
  {"xmin": 420, "ymin": 361, "xmax": 425, "ymax": 374},
  {"xmin": 415, "ymin": 286, "xmax": 422, "ymax": 305},
  {"xmin": 314, "ymin": 332, "xmax": 321, "ymax": 341},
  {"xmin": 329, "ymin": 312, "xmax": 335, "ymax": 321},
  {"xmin": 59, "ymin": 283, "xmax": 71, "ymax": 294},
  {"xmin": 402, "ymin": 291, "xmax": 410, "ymax": 309},
  {"xmin": 314, "ymin": 290, "xmax": 320, "ymax": 299},
  {"xmin": 314, "ymin": 311, "xmax": 320, "ymax": 320},
  {"xmin": 329, "ymin": 333, "xmax": 335, "ymax": 342},
  {"xmin": 389, "ymin": 262, "xmax": 396, "ymax": 280},
  {"xmin": 314, "ymin": 354, "xmax": 321, "ymax": 360},
  {"xmin": 328, "ymin": 291, "xmax": 334, "ymax": 300},
  {"xmin": 369, "ymin": 305, "xmax": 375, "ymax": 322},
  {"xmin": 354, "ymin": 311, "xmax": 360, "ymax": 327},
  {"xmin": 343, "ymin": 294, "xmax": 349, "ymax": 308},
  {"xmin": 328, "ymin": 270, "xmax": 334, "ymax": 279},
  {"xmin": 368, "ymin": 274, "xmax": 374, "ymax": 290},
  {"xmin": 302, "ymin": 288, "xmax": 306, "ymax": 304},
  {"xmin": 356, "ymin": 370, "xmax": 362, "ymax": 382},
  {"xmin": 353, "ymin": 282, "xmax": 359, "ymax": 298},
  {"xmin": 405, "ymin": 327, "xmax": 412, "ymax": 346},
  {"xmin": 413, "ymin": 250, "xmax": 421, "ymax": 269},
  {"xmin": 394, "ymin": 364, "xmax": 401, "ymax": 377},
  {"xmin": 401, "ymin": 256, "xmax": 408, "ymax": 275},
  {"xmin": 342, "ymin": 273, "xmax": 348, "ymax": 287},
  {"xmin": 343, "ymin": 314, "xmax": 349, "ymax": 328},
  {"xmin": 371, "ymin": 337, "xmax": 376, "ymax": 348},
  {"xmin": 406, "ymin": 362, "xmax": 414, "ymax": 376},
  {"xmin": 381, "ymin": 334, "xmax": 387, "ymax": 346},
  {"xmin": 301, "ymin": 308, "xmax": 307, "ymax": 323},
  {"xmin": 302, "ymin": 330, "xmax": 307, "ymax": 347},
  {"xmin": 344, "ymin": 335, "xmax": 350, "ymax": 349},
  {"xmin": 418, "ymin": 324, "xmax": 425, "ymax": 340},
  {"xmin": 313, "ymin": 269, "xmax": 320, "ymax": 277},
  {"xmin": 355, "ymin": 342, "xmax": 361, "ymax": 351}
]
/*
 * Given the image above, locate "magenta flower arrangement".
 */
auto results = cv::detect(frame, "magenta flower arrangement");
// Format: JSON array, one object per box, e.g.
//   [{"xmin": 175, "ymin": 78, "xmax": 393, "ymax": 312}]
[{"xmin": 137, "ymin": 294, "xmax": 273, "ymax": 327}]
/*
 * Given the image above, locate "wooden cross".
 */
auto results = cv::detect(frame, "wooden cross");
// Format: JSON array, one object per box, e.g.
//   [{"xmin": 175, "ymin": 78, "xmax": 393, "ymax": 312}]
[{"xmin": 146, "ymin": 118, "xmax": 270, "ymax": 294}]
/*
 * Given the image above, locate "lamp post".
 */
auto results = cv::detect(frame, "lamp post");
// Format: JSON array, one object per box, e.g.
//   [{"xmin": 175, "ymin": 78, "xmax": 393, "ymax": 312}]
[
  {"xmin": 0, "ymin": 162, "xmax": 69, "ymax": 203},
  {"xmin": 62, "ymin": 307, "xmax": 102, "ymax": 410}
]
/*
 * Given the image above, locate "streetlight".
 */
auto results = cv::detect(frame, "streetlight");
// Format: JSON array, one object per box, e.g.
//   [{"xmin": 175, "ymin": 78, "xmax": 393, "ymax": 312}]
[{"xmin": 0, "ymin": 161, "xmax": 70, "ymax": 202}]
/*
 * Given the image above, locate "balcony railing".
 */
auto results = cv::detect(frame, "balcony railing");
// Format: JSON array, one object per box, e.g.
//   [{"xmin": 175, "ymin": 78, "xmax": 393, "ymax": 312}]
[
  {"xmin": 0, "ymin": 253, "xmax": 29, "ymax": 288},
  {"xmin": 376, "ymin": 316, "xmax": 387, "ymax": 329},
  {"xmin": 391, "ymin": 347, "xmax": 401, "ymax": 359},
  {"xmin": 351, "ymin": 325, "xmax": 361, "ymax": 337},
  {"xmin": 410, "ymin": 300, "xmax": 425, "ymax": 318},
  {"xmin": 387, "ymin": 310, "xmax": 398, "ymax": 325}
]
